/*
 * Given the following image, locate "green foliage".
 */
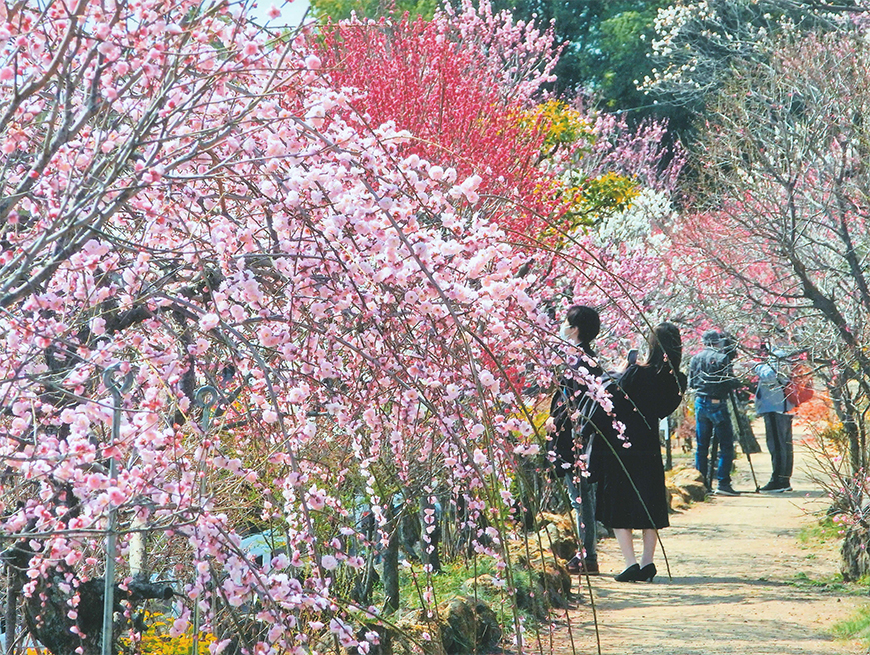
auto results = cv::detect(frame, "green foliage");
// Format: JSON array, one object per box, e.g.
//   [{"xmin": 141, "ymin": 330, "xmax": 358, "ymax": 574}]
[
  {"xmin": 489, "ymin": 1, "xmax": 669, "ymax": 109},
  {"xmin": 832, "ymin": 603, "xmax": 870, "ymax": 648},
  {"xmin": 547, "ymin": 170, "xmax": 638, "ymax": 236},
  {"xmin": 597, "ymin": 10, "xmax": 653, "ymax": 110},
  {"xmin": 310, "ymin": 0, "xmax": 438, "ymax": 21},
  {"xmin": 797, "ymin": 516, "xmax": 842, "ymax": 547},
  {"xmin": 576, "ymin": 171, "xmax": 638, "ymax": 215},
  {"xmin": 515, "ymin": 99, "xmax": 595, "ymax": 175},
  {"xmin": 521, "ymin": 100, "xmax": 595, "ymax": 153},
  {"xmin": 513, "ymin": 98, "xmax": 640, "ymax": 236}
]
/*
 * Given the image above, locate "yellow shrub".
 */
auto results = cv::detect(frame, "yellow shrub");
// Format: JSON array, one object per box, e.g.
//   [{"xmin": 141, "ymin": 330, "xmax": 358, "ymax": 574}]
[
  {"xmin": 524, "ymin": 100, "xmax": 594, "ymax": 151},
  {"xmin": 120, "ymin": 612, "xmax": 215, "ymax": 655}
]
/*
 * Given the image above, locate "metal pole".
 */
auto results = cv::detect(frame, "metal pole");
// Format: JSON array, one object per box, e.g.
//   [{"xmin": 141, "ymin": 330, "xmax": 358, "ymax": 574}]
[
  {"xmin": 101, "ymin": 364, "xmax": 134, "ymax": 655},
  {"xmin": 6, "ymin": 565, "xmax": 17, "ymax": 655},
  {"xmin": 192, "ymin": 386, "xmax": 218, "ymax": 655},
  {"xmin": 661, "ymin": 417, "xmax": 672, "ymax": 471}
]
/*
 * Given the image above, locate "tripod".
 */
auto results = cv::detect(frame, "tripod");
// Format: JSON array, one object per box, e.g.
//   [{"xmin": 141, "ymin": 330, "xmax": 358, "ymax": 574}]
[
  {"xmin": 704, "ymin": 432, "xmax": 719, "ymax": 493},
  {"xmin": 729, "ymin": 391, "xmax": 761, "ymax": 493},
  {"xmin": 702, "ymin": 395, "xmax": 761, "ymax": 493}
]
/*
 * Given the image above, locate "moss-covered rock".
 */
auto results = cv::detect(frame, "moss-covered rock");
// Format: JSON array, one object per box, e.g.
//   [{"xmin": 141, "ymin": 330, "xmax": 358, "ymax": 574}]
[
  {"xmin": 393, "ymin": 610, "xmax": 448, "ymax": 655},
  {"xmin": 534, "ymin": 514, "xmax": 577, "ymax": 560},
  {"xmin": 537, "ymin": 561, "xmax": 571, "ymax": 608},
  {"xmin": 438, "ymin": 597, "xmax": 502, "ymax": 654},
  {"xmin": 671, "ymin": 467, "xmax": 708, "ymax": 502},
  {"xmin": 841, "ymin": 525, "xmax": 870, "ymax": 582}
]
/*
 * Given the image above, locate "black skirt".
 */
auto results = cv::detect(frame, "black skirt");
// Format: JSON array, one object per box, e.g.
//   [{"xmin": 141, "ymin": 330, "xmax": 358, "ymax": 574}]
[{"xmin": 595, "ymin": 445, "xmax": 669, "ymax": 529}]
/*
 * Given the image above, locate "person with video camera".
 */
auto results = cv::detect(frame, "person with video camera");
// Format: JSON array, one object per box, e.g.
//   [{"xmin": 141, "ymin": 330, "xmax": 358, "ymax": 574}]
[{"xmin": 689, "ymin": 330, "xmax": 742, "ymax": 496}]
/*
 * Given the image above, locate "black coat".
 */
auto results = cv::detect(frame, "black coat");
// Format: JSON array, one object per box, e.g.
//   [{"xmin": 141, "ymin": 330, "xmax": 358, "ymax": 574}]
[
  {"xmin": 546, "ymin": 349, "xmax": 605, "ymax": 474},
  {"xmin": 588, "ymin": 363, "xmax": 687, "ymax": 530}
]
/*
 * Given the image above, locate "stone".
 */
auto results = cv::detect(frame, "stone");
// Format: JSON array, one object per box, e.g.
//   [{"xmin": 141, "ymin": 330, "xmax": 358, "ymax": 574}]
[
  {"xmin": 672, "ymin": 466, "xmax": 705, "ymax": 486},
  {"xmin": 538, "ymin": 511, "xmax": 575, "ymax": 533},
  {"xmin": 438, "ymin": 596, "xmax": 502, "ymax": 654},
  {"xmin": 393, "ymin": 611, "xmax": 448, "ymax": 655},
  {"xmin": 460, "ymin": 573, "xmax": 502, "ymax": 598},
  {"xmin": 666, "ymin": 482, "xmax": 690, "ymax": 511},
  {"xmin": 679, "ymin": 480, "xmax": 709, "ymax": 502},
  {"xmin": 841, "ymin": 525, "xmax": 870, "ymax": 582},
  {"xmin": 536, "ymin": 518, "xmax": 577, "ymax": 560},
  {"xmin": 670, "ymin": 467, "xmax": 708, "ymax": 502}
]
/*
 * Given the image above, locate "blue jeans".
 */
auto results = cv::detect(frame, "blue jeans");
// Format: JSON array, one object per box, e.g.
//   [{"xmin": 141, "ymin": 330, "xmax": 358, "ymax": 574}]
[
  {"xmin": 694, "ymin": 396, "xmax": 735, "ymax": 486},
  {"xmin": 564, "ymin": 473, "xmax": 597, "ymax": 563}
]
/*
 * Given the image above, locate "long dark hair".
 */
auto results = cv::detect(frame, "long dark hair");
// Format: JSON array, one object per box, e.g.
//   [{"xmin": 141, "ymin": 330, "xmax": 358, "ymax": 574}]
[{"xmin": 645, "ymin": 322, "xmax": 682, "ymax": 373}]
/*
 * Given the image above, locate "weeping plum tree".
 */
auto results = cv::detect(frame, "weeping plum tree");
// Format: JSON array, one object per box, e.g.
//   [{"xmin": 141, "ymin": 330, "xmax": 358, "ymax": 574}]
[
  {"xmin": 0, "ymin": 1, "xmax": 591, "ymax": 653},
  {"xmin": 314, "ymin": 4, "xmax": 687, "ymax": 629},
  {"xmin": 0, "ymin": 0, "xmax": 317, "ymax": 650}
]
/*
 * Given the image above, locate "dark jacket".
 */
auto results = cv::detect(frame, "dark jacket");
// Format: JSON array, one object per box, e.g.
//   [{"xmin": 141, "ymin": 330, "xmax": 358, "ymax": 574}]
[
  {"xmin": 547, "ymin": 347, "xmax": 605, "ymax": 473},
  {"xmin": 688, "ymin": 347, "xmax": 739, "ymax": 399},
  {"xmin": 588, "ymin": 363, "xmax": 687, "ymax": 529}
]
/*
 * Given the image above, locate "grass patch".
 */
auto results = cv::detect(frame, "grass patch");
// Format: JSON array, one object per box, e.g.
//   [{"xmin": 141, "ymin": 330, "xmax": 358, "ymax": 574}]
[
  {"xmin": 832, "ymin": 606, "xmax": 870, "ymax": 647},
  {"xmin": 789, "ymin": 571, "xmax": 848, "ymax": 593},
  {"xmin": 789, "ymin": 570, "xmax": 870, "ymax": 597},
  {"xmin": 797, "ymin": 516, "xmax": 842, "ymax": 546}
]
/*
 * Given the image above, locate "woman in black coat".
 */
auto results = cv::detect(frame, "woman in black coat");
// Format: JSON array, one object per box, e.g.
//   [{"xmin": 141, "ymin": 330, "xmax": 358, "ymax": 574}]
[{"xmin": 586, "ymin": 322, "xmax": 687, "ymax": 582}]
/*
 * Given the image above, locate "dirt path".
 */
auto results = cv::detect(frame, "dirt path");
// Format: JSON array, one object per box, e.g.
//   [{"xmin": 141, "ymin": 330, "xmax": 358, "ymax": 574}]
[{"xmin": 541, "ymin": 428, "xmax": 866, "ymax": 655}]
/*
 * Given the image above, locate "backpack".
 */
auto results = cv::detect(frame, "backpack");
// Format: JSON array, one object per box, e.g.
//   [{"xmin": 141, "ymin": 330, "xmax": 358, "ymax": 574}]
[{"xmin": 784, "ymin": 364, "xmax": 814, "ymax": 407}]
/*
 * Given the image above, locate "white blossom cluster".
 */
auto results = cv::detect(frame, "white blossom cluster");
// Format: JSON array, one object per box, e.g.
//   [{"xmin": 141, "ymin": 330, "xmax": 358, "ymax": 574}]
[
  {"xmin": 640, "ymin": 0, "xmax": 830, "ymax": 101},
  {"xmin": 593, "ymin": 188, "xmax": 674, "ymax": 249}
]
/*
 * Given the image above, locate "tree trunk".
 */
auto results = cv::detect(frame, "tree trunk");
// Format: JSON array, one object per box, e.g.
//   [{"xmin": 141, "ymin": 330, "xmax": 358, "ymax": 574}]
[
  {"xmin": 829, "ymin": 375, "xmax": 863, "ymax": 475},
  {"xmin": 5, "ymin": 567, "xmax": 17, "ymax": 655},
  {"xmin": 383, "ymin": 506, "xmax": 400, "ymax": 614}
]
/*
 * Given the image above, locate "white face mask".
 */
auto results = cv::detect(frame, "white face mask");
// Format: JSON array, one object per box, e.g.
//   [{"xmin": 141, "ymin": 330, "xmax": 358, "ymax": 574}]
[{"xmin": 559, "ymin": 321, "xmax": 579, "ymax": 344}]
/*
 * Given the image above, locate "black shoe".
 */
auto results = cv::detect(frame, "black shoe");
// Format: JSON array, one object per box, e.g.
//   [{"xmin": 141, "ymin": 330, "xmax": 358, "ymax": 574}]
[
  {"xmin": 761, "ymin": 479, "xmax": 792, "ymax": 493},
  {"xmin": 614, "ymin": 563, "xmax": 640, "ymax": 582},
  {"xmin": 637, "ymin": 563, "xmax": 657, "ymax": 582},
  {"xmin": 715, "ymin": 484, "xmax": 741, "ymax": 496},
  {"xmin": 566, "ymin": 554, "xmax": 582, "ymax": 574}
]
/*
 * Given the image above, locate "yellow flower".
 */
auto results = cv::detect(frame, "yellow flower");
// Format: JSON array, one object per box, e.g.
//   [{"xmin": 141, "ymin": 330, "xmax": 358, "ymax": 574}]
[
  {"xmin": 517, "ymin": 100, "xmax": 593, "ymax": 153},
  {"xmin": 119, "ymin": 611, "xmax": 216, "ymax": 655}
]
